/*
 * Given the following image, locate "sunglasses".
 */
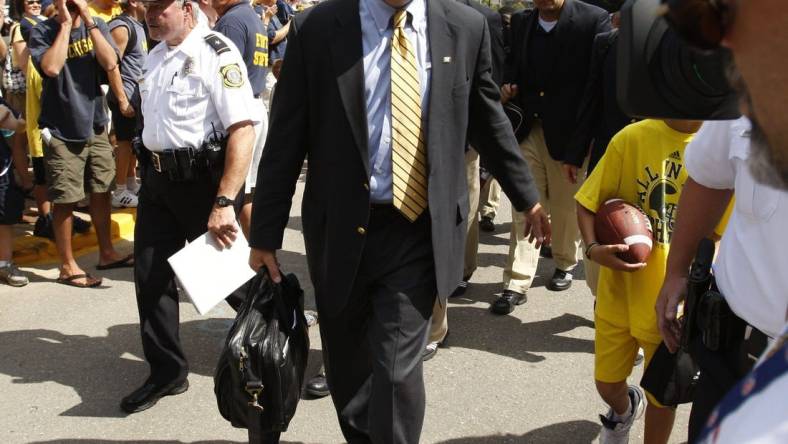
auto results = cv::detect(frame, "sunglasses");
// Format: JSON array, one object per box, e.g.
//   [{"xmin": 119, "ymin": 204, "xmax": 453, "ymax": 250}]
[
  {"xmin": 26, "ymin": 0, "xmax": 41, "ymax": 4},
  {"xmin": 661, "ymin": 0, "xmax": 736, "ymax": 50}
]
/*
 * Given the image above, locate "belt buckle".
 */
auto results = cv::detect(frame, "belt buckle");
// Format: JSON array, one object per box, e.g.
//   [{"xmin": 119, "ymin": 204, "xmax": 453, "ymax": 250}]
[{"xmin": 151, "ymin": 152, "xmax": 162, "ymax": 173}]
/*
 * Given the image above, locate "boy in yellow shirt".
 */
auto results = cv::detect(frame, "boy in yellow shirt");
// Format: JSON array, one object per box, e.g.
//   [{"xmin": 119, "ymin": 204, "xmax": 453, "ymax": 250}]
[{"xmin": 575, "ymin": 119, "xmax": 703, "ymax": 444}]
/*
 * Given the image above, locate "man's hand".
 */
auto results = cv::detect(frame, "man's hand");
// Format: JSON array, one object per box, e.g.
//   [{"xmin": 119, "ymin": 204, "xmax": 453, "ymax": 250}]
[
  {"xmin": 656, "ymin": 275, "xmax": 687, "ymax": 353},
  {"xmin": 56, "ymin": 0, "xmax": 73, "ymax": 24},
  {"xmin": 523, "ymin": 202, "xmax": 551, "ymax": 249},
  {"xmin": 588, "ymin": 243, "xmax": 647, "ymax": 272},
  {"xmin": 119, "ymin": 99, "xmax": 135, "ymax": 118},
  {"xmin": 71, "ymin": 0, "xmax": 91, "ymax": 21},
  {"xmin": 249, "ymin": 247, "xmax": 282, "ymax": 283},
  {"xmin": 562, "ymin": 163, "xmax": 579, "ymax": 184},
  {"xmin": 207, "ymin": 206, "xmax": 238, "ymax": 248},
  {"xmin": 500, "ymin": 83, "xmax": 518, "ymax": 105},
  {"xmin": 265, "ymin": 5, "xmax": 277, "ymax": 20}
]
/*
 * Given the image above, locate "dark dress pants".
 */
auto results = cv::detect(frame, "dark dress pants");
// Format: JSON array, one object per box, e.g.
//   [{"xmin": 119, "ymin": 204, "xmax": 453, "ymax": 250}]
[
  {"xmin": 134, "ymin": 167, "xmax": 244, "ymax": 385},
  {"xmin": 319, "ymin": 206, "xmax": 437, "ymax": 444}
]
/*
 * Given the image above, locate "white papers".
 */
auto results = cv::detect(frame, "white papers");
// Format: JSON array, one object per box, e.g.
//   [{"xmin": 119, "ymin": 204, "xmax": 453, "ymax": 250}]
[{"xmin": 168, "ymin": 228, "xmax": 255, "ymax": 315}]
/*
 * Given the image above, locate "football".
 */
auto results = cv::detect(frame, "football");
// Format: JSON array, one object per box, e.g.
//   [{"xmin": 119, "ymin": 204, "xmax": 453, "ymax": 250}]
[{"xmin": 594, "ymin": 199, "xmax": 654, "ymax": 264}]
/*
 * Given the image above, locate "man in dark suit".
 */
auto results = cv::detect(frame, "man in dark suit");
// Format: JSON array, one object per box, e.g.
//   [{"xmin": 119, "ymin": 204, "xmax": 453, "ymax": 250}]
[
  {"xmin": 494, "ymin": 0, "xmax": 610, "ymax": 314},
  {"xmin": 561, "ymin": 11, "xmax": 636, "ymax": 298},
  {"xmin": 424, "ymin": 0, "xmax": 506, "ymax": 361},
  {"xmin": 248, "ymin": 0, "xmax": 549, "ymax": 441}
]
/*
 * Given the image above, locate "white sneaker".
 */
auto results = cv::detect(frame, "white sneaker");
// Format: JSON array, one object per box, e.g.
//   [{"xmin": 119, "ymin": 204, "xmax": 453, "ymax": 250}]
[
  {"xmin": 599, "ymin": 385, "xmax": 646, "ymax": 444},
  {"xmin": 112, "ymin": 189, "xmax": 139, "ymax": 208}
]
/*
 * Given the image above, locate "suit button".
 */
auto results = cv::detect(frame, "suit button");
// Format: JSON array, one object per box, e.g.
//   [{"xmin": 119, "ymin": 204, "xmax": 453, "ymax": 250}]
[
  {"xmin": 363, "ymin": 183, "xmax": 369, "ymax": 191},
  {"xmin": 357, "ymin": 227, "xmax": 366, "ymax": 235},
  {"xmin": 539, "ymin": 91, "xmax": 545, "ymax": 97}
]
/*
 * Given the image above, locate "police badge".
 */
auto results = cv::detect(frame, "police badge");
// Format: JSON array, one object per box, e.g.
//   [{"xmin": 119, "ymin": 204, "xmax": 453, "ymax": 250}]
[{"xmin": 219, "ymin": 63, "xmax": 244, "ymax": 89}]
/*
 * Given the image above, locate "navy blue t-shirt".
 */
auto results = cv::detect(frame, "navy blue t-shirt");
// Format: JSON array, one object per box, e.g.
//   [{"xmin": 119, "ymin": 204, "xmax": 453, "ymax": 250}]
[
  {"xmin": 29, "ymin": 18, "xmax": 117, "ymax": 142},
  {"xmin": 275, "ymin": 0, "xmax": 294, "ymax": 25},
  {"xmin": 215, "ymin": 2, "xmax": 268, "ymax": 97},
  {"xmin": 19, "ymin": 14, "xmax": 45, "ymax": 43},
  {"xmin": 254, "ymin": 5, "xmax": 287, "ymax": 61}
]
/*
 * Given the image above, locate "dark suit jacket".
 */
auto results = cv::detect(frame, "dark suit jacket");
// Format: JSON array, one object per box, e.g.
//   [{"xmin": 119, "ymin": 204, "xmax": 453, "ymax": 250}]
[
  {"xmin": 565, "ymin": 29, "xmax": 636, "ymax": 172},
  {"xmin": 249, "ymin": 0, "xmax": 539, "ymax": 316},
  {"xmin": 456, "ymin": 0, "xmax": 505, "ymax": 86},
  {"xmin": 506, "ymin": 0, "xmax": 610, "ymax": 161}
]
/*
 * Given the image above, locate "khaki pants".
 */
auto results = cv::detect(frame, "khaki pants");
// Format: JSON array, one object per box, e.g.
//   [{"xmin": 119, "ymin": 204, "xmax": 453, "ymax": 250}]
[
  {"xmin": 479, "ymin": 178, "xmax": 501, "ymax": 219},
  {"xmin": 503, "ymin": 122, "xmax": 583, "ymax": 294},
  {"xmin": 429, "ymin": 148, "xmax": 480, "ymax": 344},
  {"xmin": 582, "ymin": 242, "xmax": 600, "ymax": 297}
]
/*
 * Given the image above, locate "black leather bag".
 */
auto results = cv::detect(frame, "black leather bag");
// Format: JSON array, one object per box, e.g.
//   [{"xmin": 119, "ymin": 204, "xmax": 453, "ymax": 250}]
[
  {"xmin": 214, "ymin": 269, "xmax": 310, "ymax": 433},
  {"xmin": 640, "ymin": 341, "xmax": 700, "ymax": 406}
]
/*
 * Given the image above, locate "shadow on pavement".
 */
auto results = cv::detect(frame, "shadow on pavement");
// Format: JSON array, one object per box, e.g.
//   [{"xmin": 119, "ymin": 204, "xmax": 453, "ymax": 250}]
[
  {"xmin": 445, "ymin": 307, "xmax": 595, "ymax": 363},
  {"xmin": 0, "ymin": 318, "xmax": 324, "ymax": 419},
  {"xmin": 435, "ymin": 419, "xmax": 601, "ymax": 443},
  {"xmin": 29, "ymin": 441, "xmax": 304, "ymax": 444}
]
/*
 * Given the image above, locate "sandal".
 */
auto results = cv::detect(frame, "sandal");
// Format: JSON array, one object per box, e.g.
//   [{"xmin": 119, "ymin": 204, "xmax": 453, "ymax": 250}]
[
  {"xmin": 56, "ymin": 273, "xmax": 102, "ymax": 288},
  {"xmin": 96, "ymin": 254, "xmax": 134, "ymax": 270}
]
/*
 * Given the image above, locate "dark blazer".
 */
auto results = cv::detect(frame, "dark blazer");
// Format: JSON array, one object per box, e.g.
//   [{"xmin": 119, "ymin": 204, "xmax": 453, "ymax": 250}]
[
  {"xmin": 506, "ymin": 0, "xmax": 610, "ymax": 161},
  {"xmin": 249, "ymin": 0, "xmax": 539, "ymax": 316},
  {"xmin": 565, "ymin": 29, "xmax": 637, "ymax": 171},
  {"xmin": 456, "ymin": 0, "xmax": 505, "ymax": 86}
]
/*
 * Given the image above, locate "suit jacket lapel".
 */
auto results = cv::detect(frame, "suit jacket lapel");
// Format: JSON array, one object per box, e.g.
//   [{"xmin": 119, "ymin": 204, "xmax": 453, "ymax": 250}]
[
  {"xmin": 426, "ymin": 0, "xmax": 453, "ymax": 174},
  {"xmin": 330, "ymin": 0, "xmax": 370, "ymax": 175}
]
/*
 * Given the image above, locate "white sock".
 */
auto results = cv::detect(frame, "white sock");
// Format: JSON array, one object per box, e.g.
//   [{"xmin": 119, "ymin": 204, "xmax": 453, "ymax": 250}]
[
  {"xmin": 612, "ymin": 396, "xmax": 633, "ymax": 423},
  {"xmin": 116, "ymin": 184, "xmax": 127, "ymax": 193}
]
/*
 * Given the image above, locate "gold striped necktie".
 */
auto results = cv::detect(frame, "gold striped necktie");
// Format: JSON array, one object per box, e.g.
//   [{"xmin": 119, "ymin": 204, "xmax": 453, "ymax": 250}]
[{"xmin": 390, "ymin": 9, "xmax": 428, "ymax": 222}]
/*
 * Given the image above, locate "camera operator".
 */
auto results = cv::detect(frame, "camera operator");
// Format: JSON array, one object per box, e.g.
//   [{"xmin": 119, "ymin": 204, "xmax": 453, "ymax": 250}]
[{"xmin": 654, "ymin": 5, "xmax": 788, "ymax": 441}]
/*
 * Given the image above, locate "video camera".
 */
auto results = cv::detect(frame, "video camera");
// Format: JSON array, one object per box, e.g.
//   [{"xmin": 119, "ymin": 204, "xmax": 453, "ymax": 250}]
[{"xmin": 617, "ymin": 0, "xmax": 740, "ymax": 119}]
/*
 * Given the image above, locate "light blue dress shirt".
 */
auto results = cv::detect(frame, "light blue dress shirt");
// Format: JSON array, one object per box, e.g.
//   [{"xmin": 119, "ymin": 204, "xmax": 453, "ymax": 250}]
[{"xmin": 360, "ymin": 0, "xmax": 431, "ymax": 203}]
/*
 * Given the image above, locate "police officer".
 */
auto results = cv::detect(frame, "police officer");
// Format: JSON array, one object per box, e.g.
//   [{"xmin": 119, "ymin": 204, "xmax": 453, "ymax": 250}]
[{"xmin": 121, "ymin": 0, "xmax": 257, "ymax": 414}]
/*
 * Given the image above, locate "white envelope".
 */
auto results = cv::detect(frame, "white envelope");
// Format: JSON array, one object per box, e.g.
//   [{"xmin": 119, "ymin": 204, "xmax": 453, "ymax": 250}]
[{"xmin": 168, "ymin": 228, "xmax": 255, "ymax": 315}]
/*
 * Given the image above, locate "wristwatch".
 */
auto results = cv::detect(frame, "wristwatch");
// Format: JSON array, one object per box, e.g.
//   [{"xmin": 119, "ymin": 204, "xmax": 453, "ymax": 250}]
[{"xmin": 215, "ymin": 196, "xmax": 233, "ymax": 207}]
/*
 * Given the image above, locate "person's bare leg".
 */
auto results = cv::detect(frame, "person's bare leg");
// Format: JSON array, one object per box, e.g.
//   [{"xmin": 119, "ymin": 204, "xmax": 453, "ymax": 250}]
[
  {"xmin": 240, "ymin": 202, "xmax": 252, "ymax": 239},
  {"xmin": 127, "ymin": 152, "xmax": 138, "ymax": 190},
  {"xmin": 53, "ymin": 202, "xmax": 91, "ymax": 282},
  {"xmin": 33, "ymin": 185, "xmax": 51, "ymax": 215},
  {"xmin": 644, "ymin": 403, "xmax": 675, "ymax": 444},
  {"xmin": 90, "ymin": 192, "xmax": 128, "ymax": 265},
  {"xmin": 0, "ymin": 225, "xmax": 12, "ymax": 261},
  {"xmin": 596, "ymin": 380, "xmax": 631, "ymax": 416},
  {"xmin": 116, "ymin": 140, "xmax": 133, "ymax": 190}
]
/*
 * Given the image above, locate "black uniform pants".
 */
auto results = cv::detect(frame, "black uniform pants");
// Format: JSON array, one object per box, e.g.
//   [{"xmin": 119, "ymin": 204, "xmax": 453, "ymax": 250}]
[
  {"xmin": 688, "ymin": 334, "xmax": 756, "ymax": 442},
  {"xmin": 320, "ymin": 206, "xmax": 437, "ymax": 444},
  {"xmin": 134, "ymin": 166, "xmax": 244, "ymax": 385}
]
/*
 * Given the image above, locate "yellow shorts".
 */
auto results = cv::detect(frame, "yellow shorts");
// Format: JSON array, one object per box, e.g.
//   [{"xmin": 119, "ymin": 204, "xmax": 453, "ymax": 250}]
[{"xmin": 594, "ymin": 315, "xmax": 664, "ymax": 407}]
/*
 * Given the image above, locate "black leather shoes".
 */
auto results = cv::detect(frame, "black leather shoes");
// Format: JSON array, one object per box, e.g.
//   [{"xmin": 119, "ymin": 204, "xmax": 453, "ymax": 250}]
[
  {"xmin": 490, "ymin": 290, "xmax": 527, "ymax": 315},
  {"xmin": 450, "ymin": 280, "xmax": 469, "ymax": 298},
  {"xmin": 479, "ymin": 216, "xmax": 495, "ymax": 232},
  {"xmin": 306, "ymin": 372, "xmax": 330, "ymax": 398},
  {"xmin": 547, "ymin": 269, "xmax": 573, "ymax": 291},
  {"xmin": 120, "ymin": 378, "xmax": 189, "ymax": 413}
]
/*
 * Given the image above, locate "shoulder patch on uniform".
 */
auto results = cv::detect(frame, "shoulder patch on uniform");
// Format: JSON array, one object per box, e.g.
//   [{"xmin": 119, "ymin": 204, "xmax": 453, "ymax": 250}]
[
  {"xmin": 204, "ymin": 33, "xmax": 231, "ymax": 55},
  {"xmin": 219, "ymin": 63, "xmax": 244, "ymax": 89}
]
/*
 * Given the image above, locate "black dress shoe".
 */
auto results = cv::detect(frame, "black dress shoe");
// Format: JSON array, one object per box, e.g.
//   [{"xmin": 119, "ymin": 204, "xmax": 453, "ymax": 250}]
[
  {"xmin": 490, "ymin": 290, "xmax": 526, "ymax": 315},
  {"xmin": 479, "ymin": 216, "xmax": 495, "ymax": 233},
  {"xmin": 546, "ymin": 269, "xmax": 573, "ymax": 292},
  {"xmin": 120, "ymin": 378, "xmax": 189, "ymax": 413},
  {"xmin": 306, "ymin": 372, "xmax": 330, "ymax": 398}
]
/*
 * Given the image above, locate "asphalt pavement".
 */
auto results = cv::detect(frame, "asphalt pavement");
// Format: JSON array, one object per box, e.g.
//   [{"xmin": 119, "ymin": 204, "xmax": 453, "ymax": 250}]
[{"xmin": 0, "ymin": 179, "xmax": 690, "ymax": 443}]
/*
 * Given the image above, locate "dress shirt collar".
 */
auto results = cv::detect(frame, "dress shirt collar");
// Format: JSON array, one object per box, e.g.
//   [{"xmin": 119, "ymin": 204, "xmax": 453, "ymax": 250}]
[{"xmin": 363, "ymin": 0, "xmax": 427, "ymax": 35}]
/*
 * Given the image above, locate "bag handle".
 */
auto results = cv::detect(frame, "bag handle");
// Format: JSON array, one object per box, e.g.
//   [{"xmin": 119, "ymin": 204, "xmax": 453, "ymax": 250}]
[{"xmin": 256, "ymin": 266, "xmax": 296, "ymax": 336}]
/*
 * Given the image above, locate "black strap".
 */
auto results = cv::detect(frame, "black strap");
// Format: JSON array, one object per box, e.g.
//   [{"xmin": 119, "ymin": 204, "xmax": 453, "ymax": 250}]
[{"xmin": 204, "ymin": 33, "xmax": 231, "ymax": 55}]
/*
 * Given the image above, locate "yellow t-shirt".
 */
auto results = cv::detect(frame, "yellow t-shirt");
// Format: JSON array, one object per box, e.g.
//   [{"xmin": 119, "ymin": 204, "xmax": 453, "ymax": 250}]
[
  {"xmin": 576, "ymin": 120, "xmax": 696, "ymax": 343},
  {"xmin": 88, "ymin": 2, "xmax": 122, "ymax": 22},
  {"xmin": 26, "ymin": 58, "xmax": 43, "ymax": 158}
]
